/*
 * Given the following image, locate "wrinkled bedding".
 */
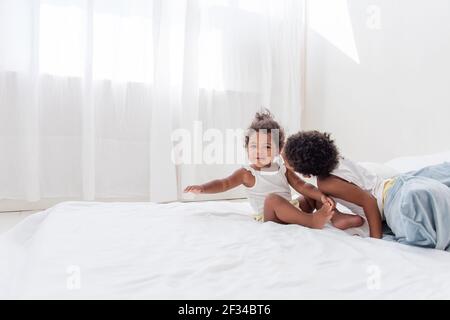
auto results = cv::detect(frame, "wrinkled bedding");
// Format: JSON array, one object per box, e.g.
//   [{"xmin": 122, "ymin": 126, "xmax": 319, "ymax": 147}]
[{"xmin": 1, "ymin": 200, "xmax": 450, "ymax": 299}]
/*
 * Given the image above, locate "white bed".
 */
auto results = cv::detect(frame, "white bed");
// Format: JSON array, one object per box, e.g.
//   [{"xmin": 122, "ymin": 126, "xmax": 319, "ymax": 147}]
[{"xmin": 1, "ymin": 151, "xmax": 450, "ymax": 299}]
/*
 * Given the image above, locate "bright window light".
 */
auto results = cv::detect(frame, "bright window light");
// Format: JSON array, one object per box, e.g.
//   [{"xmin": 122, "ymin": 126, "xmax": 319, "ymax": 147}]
[
  {"xmin": 39, "ymin": 4, "xmax": 85, "ymax": 77},
  {"xmin": 199, "ymin": 29, "xmax": 224, "ymax": 90},
  {"xmin": 308, "ymin": 0, "xmax": 360, "ymax": 64},
  {"xmin": 93, "ymin": 13, "xmax": 153, "ymax": 83}
]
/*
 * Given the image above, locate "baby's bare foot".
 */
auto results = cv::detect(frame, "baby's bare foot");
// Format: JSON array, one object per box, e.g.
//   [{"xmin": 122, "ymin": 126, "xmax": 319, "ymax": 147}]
[
  {"xmin": 311, "ymin": 203, "xmax": 334, "ymax": 229},
  {"xmin": 332, "ymin": 213, "xmax": 365, "ymax": 230}
]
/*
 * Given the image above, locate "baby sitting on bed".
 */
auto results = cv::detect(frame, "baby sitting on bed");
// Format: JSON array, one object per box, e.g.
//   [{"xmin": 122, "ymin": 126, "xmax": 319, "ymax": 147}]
[{"xmin": 184, "ymin": 110, "xmax": 363, "ymax": 230}]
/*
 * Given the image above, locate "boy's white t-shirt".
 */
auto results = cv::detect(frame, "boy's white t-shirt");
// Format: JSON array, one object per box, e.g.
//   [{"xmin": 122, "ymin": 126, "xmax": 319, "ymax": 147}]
[{"xmin": 330, "ymin": 157, "xmax": 388, "ymax": 220}]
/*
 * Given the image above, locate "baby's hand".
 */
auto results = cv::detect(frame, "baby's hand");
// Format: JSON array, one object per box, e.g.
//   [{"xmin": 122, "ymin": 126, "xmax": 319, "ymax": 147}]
[
  {"xmin": 321, "ymin": 195, "xmax": 336, "ymax": 209},
  {"xmin": 184, "ymin": 185, "xmax": 204, "ymax": 194}
]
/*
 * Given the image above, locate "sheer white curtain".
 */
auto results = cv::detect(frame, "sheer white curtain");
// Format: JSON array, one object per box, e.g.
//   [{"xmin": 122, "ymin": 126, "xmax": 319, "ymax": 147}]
[{"xmin": 0, "ymin": 0, "xmax": 304, "ymax": 204}]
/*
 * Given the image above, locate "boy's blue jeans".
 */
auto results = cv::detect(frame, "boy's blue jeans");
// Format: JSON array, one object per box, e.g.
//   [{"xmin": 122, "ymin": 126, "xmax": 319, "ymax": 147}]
[{"xmin": 383, "ymin": 162, "xmax": 450, "ymax": 251}]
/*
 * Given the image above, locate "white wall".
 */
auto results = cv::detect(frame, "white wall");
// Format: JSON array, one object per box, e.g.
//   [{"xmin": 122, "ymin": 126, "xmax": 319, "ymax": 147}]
[{"xmin": 303, "ymin": 0, "xmax": 450, "ymax": 162}]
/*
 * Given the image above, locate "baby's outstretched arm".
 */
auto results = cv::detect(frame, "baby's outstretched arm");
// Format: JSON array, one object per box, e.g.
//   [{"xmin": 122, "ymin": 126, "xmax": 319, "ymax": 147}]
[{"xmin": 184, "ymin": 168, "xmax": 253, "ymax": 194}]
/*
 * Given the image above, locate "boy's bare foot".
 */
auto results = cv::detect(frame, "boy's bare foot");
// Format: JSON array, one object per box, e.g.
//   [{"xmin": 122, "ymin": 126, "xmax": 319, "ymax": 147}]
[
  {"xmin": 331, "ymin": 212, "xmax": 365, "ymax": 230},
  {"xmin": 311, "ymin": 203, "xmax": 334, "ymax": 229}
]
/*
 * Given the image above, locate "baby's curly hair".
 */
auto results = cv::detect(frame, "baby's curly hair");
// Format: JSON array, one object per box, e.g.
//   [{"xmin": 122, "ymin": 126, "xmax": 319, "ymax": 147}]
[
  {"xmin": 284, "ymin": 131, "xmax": 340, "ymax": 177},
  {"xmin": 245, "ymin": 110, "xmax": 285, "ymax": 151}
]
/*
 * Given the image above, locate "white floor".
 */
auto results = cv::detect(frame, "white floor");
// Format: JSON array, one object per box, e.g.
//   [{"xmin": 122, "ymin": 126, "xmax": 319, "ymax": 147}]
[{"xmin": 0, "ymin": 211, "xmax": 39, "ymax": 235}]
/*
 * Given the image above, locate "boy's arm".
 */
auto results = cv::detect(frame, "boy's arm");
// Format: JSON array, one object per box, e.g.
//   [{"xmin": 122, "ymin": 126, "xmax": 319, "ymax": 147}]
[
  {"xmin": 286, "ymin": 169, "xmax": 334, "ymax": 206},
  {"xmin": 318, "ymin": 176, "xmax": 383, "ymax": 239},
  {"xmin": 184, "ymin": 168, "xmax": 251, "ymax": 194}
]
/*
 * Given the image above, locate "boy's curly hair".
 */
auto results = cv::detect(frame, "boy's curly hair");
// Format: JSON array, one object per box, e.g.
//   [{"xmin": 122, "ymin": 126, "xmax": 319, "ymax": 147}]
[
  {"xmin": 245, "ymin": 109, "xmax": 285, "ymax": 151},
  {"xmin": 284, "ymin": 131, "xmax": 340, "ymax": 177}
]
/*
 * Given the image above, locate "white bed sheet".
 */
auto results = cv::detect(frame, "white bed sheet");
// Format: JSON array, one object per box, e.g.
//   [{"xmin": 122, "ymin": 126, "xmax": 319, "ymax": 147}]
[
  {"xmin": 385, "ymin": 150, "xmax": 450, "ymax": 173},
  {"xmin": 1, "ymin": 200, "xmax": 450, "ymax": 299}
]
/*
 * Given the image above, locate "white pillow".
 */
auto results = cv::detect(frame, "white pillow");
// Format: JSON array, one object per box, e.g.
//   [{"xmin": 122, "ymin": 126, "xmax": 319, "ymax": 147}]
[
  {"xmin": 384, "ymin": 150, "xmax": 450, "ymax": 173},
  {"xmin": 359, "ymin": 162, "xmax": 401, "ymax": 179}
]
